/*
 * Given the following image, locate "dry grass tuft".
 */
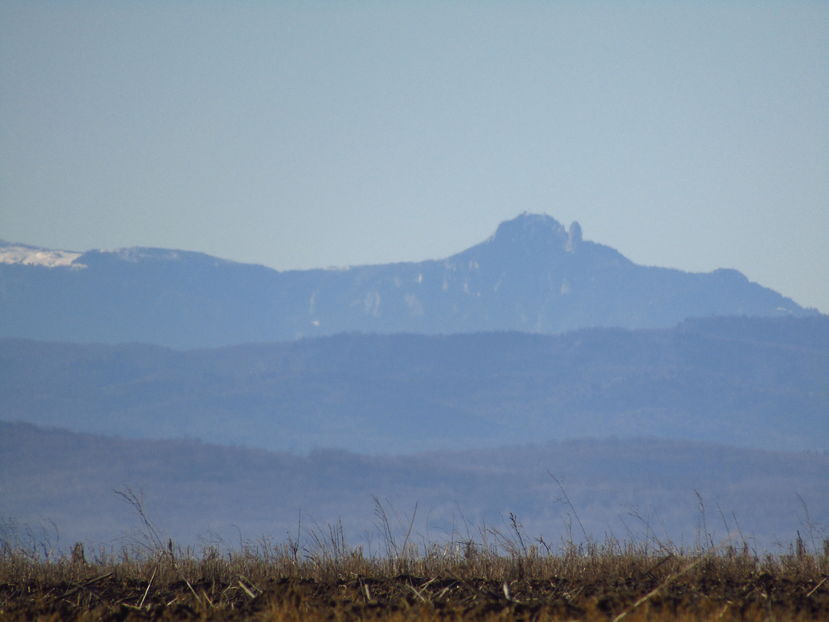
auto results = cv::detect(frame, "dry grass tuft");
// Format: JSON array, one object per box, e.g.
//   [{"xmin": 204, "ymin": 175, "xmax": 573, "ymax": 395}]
[{"xmin": 2, "ymin": 522, "xmax": 828, "ymax": 621}]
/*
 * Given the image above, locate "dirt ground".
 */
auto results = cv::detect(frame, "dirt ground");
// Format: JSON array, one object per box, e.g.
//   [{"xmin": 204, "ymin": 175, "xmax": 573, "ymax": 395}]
[{"xmin": 3, "ymin": 563, "xmax": 828, "ymax": 621}]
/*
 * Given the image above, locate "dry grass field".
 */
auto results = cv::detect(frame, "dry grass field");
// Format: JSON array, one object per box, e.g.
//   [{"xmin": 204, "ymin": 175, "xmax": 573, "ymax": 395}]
[{"xmin": 2, "ymin": 524, "xmax": 828, "ymax": 621}]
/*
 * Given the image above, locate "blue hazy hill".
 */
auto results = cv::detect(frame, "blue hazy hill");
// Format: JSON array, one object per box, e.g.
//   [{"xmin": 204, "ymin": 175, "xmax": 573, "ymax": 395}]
[
  {"xmin": 2, "ymin": 316, "xmax": 826, "ymax": 453},
  {"xmin": 0, "ymin": 213, "xmax": 813, "ymax": 347},
  {"xmin": 2, "ymin": 420, "xmax": 826, "ymax": 550}
]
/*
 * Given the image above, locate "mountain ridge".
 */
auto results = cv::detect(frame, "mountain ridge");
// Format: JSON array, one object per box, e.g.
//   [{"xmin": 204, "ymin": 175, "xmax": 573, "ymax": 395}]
[
  {"xmin": 2, "ymin": 315, "xmax": 826, "ymax": 454},
  {"xmin": 0, "ymin": 213, "xmax": 814, "ymax": 347},
  {"xmin": 2, "ymin": 419, "xmax": 826, "ymax": 549}
]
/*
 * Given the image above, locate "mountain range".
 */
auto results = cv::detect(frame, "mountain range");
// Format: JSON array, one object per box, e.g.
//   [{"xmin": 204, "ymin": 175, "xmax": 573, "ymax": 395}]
[
  {"xmin": 2, "ymin": 213, "xmax": 826, "ymax": 551},
  {"xmin": 2, "ymin": 421, "xmax": 826, "ymax": 551},
  {"xmin": 2, "ymin": 315, "xmax": 826, "ymax": 454},
  {"xmin": 0, "ymin": 213, "xmax": 813, "ymax": 347}
]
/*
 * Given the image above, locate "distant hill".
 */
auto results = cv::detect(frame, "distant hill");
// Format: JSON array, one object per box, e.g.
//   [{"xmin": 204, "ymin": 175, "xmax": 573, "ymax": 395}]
[
  {"xmin": 0, "ymin": 213, "xmax": 813, "ymax": 347},
  {"xmin": 2, "ymin": 316, "xmax": 826, "ymax": 453},
  {"xmin": 2, "ymin": 421, "xmax": 826, "ymax": 551}
]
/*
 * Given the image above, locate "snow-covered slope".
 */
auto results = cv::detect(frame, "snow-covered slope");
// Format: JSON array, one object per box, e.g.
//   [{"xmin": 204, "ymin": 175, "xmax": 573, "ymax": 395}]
[{"xmin": 0, "ymin": 241, "xmax": 84, "ymax": 268}]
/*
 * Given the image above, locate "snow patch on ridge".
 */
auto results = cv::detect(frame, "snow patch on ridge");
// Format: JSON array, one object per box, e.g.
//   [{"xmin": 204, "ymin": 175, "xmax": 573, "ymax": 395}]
[{"xmin": 0, "ymin": 244, "xmax": 85, "ymax": 268}]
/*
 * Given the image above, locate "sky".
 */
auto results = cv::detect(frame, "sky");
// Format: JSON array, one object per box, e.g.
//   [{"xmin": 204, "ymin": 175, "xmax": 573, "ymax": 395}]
[{"xmin": 1, "ymin": 1, "xmax": 827, "ymax": 312}]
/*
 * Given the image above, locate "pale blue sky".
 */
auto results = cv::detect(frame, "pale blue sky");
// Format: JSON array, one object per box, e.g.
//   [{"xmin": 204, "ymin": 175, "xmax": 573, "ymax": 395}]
[{"xmin": 1, "ymin": 1, "xmax": 827, "ymax": 312}]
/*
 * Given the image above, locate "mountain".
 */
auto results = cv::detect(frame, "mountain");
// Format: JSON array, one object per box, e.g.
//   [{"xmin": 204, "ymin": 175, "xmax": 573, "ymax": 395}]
[
  {"xmin": 2, "ymin": 316, "xmax": 826, "ymax": 453},
  {"xmin": 0, "ymin": 214, "xmax": 813, "ymax": 347},
  {"xmin": 2, "ymin": 421, "xmax": 827, "ymax": 550}
]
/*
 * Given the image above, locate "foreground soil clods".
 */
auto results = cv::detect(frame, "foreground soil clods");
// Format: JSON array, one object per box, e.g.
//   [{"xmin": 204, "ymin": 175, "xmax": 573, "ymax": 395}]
[{"xmin": 2, "ymin": 545, "xmax": 828, "ymax": 621}]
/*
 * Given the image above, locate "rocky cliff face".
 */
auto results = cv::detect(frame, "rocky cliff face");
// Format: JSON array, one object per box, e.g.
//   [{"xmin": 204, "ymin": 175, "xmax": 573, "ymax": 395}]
[{"xmin": 0, "ymin": 213, "xmax": 812, "ymax": 347}]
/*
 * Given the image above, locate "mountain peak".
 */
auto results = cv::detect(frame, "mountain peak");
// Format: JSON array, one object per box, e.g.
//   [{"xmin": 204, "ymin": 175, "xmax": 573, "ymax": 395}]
[
  {"xmin": 75, "ymin": 246, "xmax": 235, "ymax": 269},
  {"xmin": 488, "ymin": 212, "xmax": 583, "ymax": 253}
]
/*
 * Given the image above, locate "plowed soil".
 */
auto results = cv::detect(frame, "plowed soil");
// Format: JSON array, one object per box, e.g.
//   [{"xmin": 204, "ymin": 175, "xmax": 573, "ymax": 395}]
[{"xmin": 3, "ymin": 564, "xmax": 828, "ymax": 621}]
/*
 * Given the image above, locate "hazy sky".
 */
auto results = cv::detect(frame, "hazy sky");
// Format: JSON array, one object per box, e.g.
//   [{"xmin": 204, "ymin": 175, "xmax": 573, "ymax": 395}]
[{"xmin": 2, "ymin": 1, "xmax": 827, "ymax": 312}]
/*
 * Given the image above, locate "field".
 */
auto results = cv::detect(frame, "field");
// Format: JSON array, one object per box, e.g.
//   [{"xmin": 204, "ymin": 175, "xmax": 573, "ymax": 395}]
[{"xmin": 3, "ymin": 528, "xmax": 828, "ymax": 621}]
